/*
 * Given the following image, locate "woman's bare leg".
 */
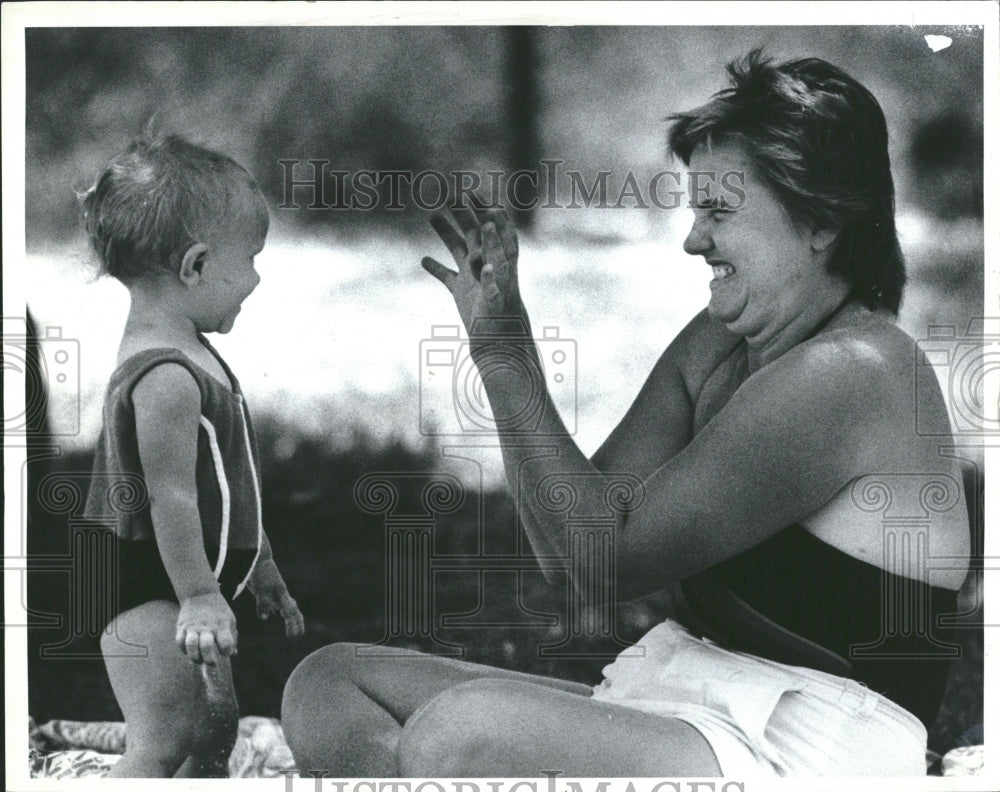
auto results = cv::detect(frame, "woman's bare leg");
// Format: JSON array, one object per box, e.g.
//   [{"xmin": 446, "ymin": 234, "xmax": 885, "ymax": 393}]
[
  {"xmin": 281, "ymin": 643, "xmax": 591, "ymax": 776},
  {"xmin": 398, "ymin": 678, "xmax": 722, "ymax": 777}
]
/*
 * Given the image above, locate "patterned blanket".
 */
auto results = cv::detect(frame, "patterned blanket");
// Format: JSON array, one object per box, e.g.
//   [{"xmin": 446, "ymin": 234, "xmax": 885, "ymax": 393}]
[
  {"xmin": 29, "ymin": 716, "xmax": 296, "ymax": 778},
  {"xmin": 29, "ymin": 716, "xmax": 983, "ymax": 778}
]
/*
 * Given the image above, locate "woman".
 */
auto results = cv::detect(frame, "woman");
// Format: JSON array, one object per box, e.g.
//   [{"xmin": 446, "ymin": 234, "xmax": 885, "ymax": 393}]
[{"xmin": 282, "ymin": 51, "xmax": 970, "ymax": 777}]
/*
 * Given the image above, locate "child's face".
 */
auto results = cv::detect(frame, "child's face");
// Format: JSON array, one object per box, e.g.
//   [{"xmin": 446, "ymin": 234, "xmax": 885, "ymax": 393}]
[{"xmin": 198, "ymin": 213, "xmax": 265, "ymax": 334}]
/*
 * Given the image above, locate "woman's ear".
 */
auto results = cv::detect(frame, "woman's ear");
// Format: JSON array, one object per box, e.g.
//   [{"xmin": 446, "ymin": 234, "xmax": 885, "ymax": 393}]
[
  {"xmin": 810, "ymin": 226, "xmax": 839, "ymax": 255},
  {"xmin": 178, "ymin": 243, "xmax": 209, "ymax": 286}
]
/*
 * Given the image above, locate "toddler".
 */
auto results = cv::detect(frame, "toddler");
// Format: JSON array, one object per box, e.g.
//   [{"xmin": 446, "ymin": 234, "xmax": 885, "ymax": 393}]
[{"xmin": 81, "ymin": 133, "xmax": 304, "ymax": 777}]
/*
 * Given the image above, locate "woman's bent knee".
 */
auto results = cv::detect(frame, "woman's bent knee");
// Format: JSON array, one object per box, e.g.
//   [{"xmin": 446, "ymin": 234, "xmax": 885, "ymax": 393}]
[
  {"xmin": 281, "ymin": 644, "xmax": 372, "ymax": 765},
  {"xmin": 287, "ymin": 643, "xmax": 365, "ymax": 689},
  {"xmin": 283, "ymin": 643, "xmax": 362, "ymax": 719},
  {"xmin": 399, "ymin": 679, "xmax": 523, "ymax": 776}
]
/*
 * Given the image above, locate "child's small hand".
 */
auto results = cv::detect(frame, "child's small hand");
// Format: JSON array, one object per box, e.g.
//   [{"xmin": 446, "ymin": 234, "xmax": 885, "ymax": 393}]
[
  {"xmin": 257, "ymin": 588, "xmax": 305, "ymax": 638},
  {"xmin": 249, "ymin": 559, "xmax": 305, "ymax": 637},
  {"xmin": 175, "ymin": 592, "xmax": 238, "ymax": 665}
]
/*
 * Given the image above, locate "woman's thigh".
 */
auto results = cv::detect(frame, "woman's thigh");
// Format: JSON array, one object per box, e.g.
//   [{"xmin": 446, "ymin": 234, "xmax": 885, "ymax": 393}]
[
  {"xmin": 399, "ymin": 677, "xmax": 722, "ymax": 777},
  {"xmin": 284, "ymin": 642, "xmax": 593, "ymax": 725}
]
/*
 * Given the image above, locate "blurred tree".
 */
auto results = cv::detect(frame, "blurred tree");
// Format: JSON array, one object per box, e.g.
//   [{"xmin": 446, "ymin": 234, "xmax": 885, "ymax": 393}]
[
  {"xmin": 505, "ymin": 27, "xmax": 541, "ymax": 227},
  {"xmin": 910, "ymin": 112, "xmax": 984, "ymax": 219}
]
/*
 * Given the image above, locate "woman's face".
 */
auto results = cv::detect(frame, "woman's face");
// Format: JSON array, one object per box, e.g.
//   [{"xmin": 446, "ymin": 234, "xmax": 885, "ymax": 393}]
[{"xmin": 683, "ymin": 141, "xmax": 830, "ymax": 346}]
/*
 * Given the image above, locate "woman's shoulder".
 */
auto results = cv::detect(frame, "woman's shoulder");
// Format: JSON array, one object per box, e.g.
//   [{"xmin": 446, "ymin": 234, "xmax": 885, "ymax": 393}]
[
  {"xmin": 776, "ymin": 308, "xmax": 918, "ymax": 383},
  {"xmin": 759, "ymin": 310, "xmax": 954, "ymax": 450}
]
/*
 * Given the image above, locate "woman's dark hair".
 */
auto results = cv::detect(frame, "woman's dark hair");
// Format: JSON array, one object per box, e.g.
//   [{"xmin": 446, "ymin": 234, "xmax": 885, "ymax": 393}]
[
  {"xmin": 668, "ymin": 49, "xmax": 905, "ymax": 314},
  {"xmin": 80, "ymin": 132, "xmax": 268, "ymax": 284}
]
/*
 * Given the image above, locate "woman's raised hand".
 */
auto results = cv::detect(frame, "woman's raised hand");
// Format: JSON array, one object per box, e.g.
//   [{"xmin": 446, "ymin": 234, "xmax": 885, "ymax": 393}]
[{"xmin": 422, "ymin": 205, "xmax": 522, "ymax": 334}]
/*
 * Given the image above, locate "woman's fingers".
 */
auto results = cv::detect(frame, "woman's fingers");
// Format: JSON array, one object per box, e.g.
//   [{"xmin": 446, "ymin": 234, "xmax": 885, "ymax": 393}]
[
  {"xmin": 481, "ymin": 223, "xmax": 506, "ymax": 303},
  {"xmin": 481, "ymin": 221, "xmax": 503, "ymax": 263},
  {"xmin": 431, "ymin": 206, "xmax": 490, "ymax": 274},
  {"xmin": 481, "ymin": 207, "xmax": 511, "ymax": 229},
  {"xmin": 425, "ymin": 204, "xmax": 517, "ymax": 304},
  {"xmin": 451, "ymin": 205, "xmax": 484, "ymax": 273},
  {"xmin": 478, "ymin": 208, "xmax": 519, "ymax": 266},
  {"xmin": 488, "ymin": 208, "xmax": 519, "ymax": 261},
  {"xmin": 429, "ymin": 212, "xmax": 467, "ymax": 263},
  {"xmin": 421, "ymin": 257, "xmax": 457, "ymax": 292},
  {"xmin": 451, "ymin": 205, "xmax": 481, "ymax": 234},
  {"xmin": 480, "ymin": 263, "xmax": 502, "ymax": 303},
  {"xmin": 482, "ymin": 221, "xmax": 511, "ymax": 281}
]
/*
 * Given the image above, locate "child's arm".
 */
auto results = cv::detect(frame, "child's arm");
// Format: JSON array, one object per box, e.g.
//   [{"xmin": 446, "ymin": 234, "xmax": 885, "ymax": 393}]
[
  {"xmin": 248, "ymin": 532, "xmax": 305, "ymax": 637},
  {"xmin": 132, "ymin": 364, "xmax": 238, "ymax": 664}
]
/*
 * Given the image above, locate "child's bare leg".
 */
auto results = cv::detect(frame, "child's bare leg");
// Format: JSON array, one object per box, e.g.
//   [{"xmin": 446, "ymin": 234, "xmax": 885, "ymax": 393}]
[
  {"xmin": 173, "ymin": 659, "xmax": 239, "ymax": 777},
  {"xmin": 173, "ymin": 745, "xmax": 228, "ymax": 778},
  {"xmin": 102, "ymin": 600, "xmax": 238, "ymax": 778}
]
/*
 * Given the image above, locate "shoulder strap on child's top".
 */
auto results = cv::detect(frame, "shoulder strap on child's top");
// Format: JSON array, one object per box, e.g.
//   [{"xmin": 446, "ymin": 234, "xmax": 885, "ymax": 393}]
[
  {"xmin": 196, "ymin": 334, "xmax": 241, "ymax": 393},
  {"xmin": 109, "ymin": 348, "xmax": 212, "ymax": 407}
]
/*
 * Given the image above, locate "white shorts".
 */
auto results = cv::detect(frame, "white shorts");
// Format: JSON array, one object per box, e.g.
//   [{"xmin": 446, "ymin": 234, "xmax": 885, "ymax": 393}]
[{"xmin": 590, "ymin": 619, "xmax": 927, "ymax": 777}]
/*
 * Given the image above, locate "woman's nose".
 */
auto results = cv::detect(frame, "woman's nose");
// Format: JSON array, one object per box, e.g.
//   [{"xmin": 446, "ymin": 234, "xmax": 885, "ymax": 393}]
[{"xmin": 683, "ymin": 217, "xmax": 712, "ymax": 256}]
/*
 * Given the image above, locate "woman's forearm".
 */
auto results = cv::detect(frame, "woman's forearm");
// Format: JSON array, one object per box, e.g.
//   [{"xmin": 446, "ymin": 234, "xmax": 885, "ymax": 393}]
[
  {"xmin": 421, "ymin": 210, "xmax": 638, "ymax": 583},
  {"xmin": 473, "ymin": 315, "xmax": 627, "ymax": 579}
]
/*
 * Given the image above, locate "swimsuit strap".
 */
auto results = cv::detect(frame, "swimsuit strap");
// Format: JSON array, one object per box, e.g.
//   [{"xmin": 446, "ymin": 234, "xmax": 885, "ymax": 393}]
[{"xmin": 196, "ymin": 334, "xmax": 241, "ymax": 394}]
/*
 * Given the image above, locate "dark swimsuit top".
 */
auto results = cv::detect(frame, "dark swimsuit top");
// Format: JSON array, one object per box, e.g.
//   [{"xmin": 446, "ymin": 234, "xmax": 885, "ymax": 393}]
[
  {"xmin": 702, "ymin": 526, "xmax": 958, "ymax": 730},
  {"xmin": 675, "ymin": 295, "xmax": 960, "ymax": 731}
]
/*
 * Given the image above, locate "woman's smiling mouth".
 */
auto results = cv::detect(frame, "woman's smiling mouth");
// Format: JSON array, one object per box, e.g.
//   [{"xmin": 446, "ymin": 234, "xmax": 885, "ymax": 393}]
[{"xmin": 710, "ymin": 261, "xmax": 737, "ymax": 281}]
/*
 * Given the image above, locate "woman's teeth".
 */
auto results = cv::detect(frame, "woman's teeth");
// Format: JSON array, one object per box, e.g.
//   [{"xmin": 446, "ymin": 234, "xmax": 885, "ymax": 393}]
[{"xmin": 712, "ymin": 263, "xmax": 736, "ymax": 280}]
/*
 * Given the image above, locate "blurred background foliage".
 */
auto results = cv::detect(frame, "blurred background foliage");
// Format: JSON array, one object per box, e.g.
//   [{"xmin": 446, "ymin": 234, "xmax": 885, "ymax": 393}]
[
  {"xmin": 27, "ymin": 26, "xmax": 984, "ymax": 240},
  {"xmin": 24, "ymin": 25, "xmax": 985, "ymax": 757}
]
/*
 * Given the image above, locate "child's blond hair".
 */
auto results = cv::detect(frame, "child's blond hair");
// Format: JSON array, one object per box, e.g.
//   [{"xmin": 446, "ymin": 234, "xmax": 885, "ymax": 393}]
[{"xmin": 80, "ymin": 133, "xmax": 268, "ymax": 283}]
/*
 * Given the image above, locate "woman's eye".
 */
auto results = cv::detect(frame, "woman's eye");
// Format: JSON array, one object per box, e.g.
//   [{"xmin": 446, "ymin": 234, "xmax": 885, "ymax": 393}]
[{"xmin": 695, "ymin": 197, "xmax": 732, "ymax": 212}]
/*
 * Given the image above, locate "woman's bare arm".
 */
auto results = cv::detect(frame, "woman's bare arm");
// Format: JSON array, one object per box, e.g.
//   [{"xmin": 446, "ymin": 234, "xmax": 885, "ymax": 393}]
[{"xmin": 423, "ymin": 209, "xmax": 897, "ymax": 599}]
